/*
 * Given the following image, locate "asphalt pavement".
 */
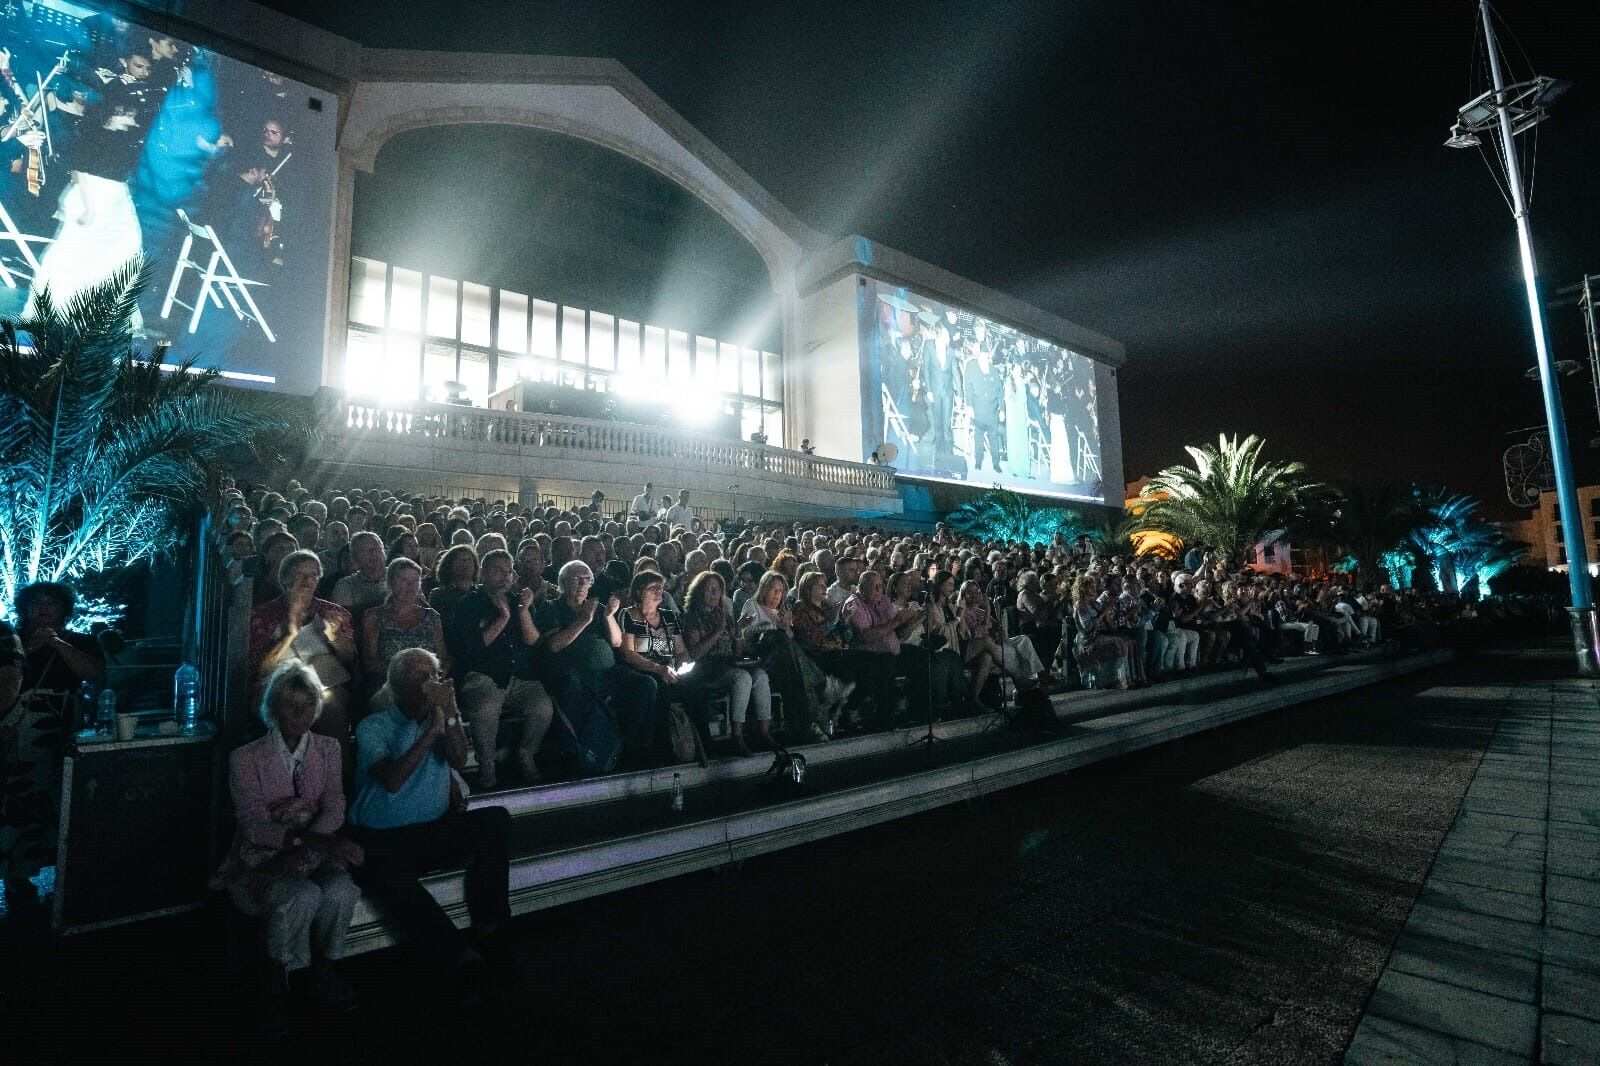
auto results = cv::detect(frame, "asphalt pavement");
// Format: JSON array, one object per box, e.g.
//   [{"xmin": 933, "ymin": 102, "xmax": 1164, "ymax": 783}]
[{"xmin": 5, "ymin": 643, "xmax": 1549, "ymax": 1065}]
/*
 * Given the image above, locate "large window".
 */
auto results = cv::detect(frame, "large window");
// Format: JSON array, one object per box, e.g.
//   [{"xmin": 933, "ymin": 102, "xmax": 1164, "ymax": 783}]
[{"xmin": 344, "ymin": 257, "xmax": 785, "ymax": 441}]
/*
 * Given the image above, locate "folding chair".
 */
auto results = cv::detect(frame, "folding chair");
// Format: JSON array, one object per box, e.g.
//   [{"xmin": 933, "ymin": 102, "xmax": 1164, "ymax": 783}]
[
  {"xmin": 0, "ymin": 199, "xmax": 49, "ymax": 288},
  {"xmin": 160, "ymin": 208, "xmax": 275, "ymax": 342}
]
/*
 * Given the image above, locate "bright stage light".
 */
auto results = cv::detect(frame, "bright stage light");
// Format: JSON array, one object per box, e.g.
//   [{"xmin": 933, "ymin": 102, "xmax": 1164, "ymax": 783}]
[
  {"xmin": 610, "ymin": 374, "xmax": 646, "ymax": 399},
  {"xmin": 677, "ymin": 392, "xmax": 724, "ymax": 426}
]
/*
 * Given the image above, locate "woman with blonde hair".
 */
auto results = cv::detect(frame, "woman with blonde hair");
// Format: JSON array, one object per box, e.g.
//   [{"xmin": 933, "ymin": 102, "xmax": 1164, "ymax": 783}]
[{"xmin": 212, "ymin": 660, "xmax": 364, "ymax": 1029}]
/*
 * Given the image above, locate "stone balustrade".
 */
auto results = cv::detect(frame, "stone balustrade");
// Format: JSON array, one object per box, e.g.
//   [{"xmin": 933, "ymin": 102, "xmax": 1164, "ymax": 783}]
[{"xmin": 320, "ymin": 393, "xmax": 899, "ymax": 498}]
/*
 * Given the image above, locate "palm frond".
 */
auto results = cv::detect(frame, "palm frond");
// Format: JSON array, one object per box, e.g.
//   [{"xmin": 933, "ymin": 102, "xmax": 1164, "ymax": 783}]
[
  {"xmin": 1135, "ymin": 434, "xmax": 1326, "ymax": 561},
  {"xmin": 0, "ymin": 266, "xmax": 293, "ymax": 615}
]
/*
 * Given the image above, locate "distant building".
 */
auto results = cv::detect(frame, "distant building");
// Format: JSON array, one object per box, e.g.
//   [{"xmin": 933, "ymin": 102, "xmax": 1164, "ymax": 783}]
[{"xmin": 1505, "ymin": 486, "xmax": 1600, "ymax": 576}]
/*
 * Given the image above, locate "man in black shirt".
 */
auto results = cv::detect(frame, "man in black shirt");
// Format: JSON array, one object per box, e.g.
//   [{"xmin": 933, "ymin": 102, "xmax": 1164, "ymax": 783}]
[
  {"xmin": 533, "ymin": 561, "xmax": 657, "ymax": 765},
  {"xmin": 578, "ymin": 536, "xmax": 617, "ymax": 604},
  {"xmin": 450, "ymin": 550, "xmax": 552, "ymax": 788}
]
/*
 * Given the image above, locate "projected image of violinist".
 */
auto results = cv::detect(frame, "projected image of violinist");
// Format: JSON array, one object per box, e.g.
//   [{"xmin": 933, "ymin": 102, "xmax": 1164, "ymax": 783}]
[
  {"xmin": 859, "ymin": 280, "xmax": 1103, "ymax": 501},
  {"xmin": 0, "ymin": 1, "xmax": 334, "ymax": 391}
]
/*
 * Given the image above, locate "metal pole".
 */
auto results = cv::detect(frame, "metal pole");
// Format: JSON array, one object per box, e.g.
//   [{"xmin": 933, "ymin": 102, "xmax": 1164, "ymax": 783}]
[
  {"xmin": 1479, "ymin": 1, "xmax": 1599, "ymax": 672},
  {"xmin": 1582, "ymin": 275, "xmax": 1600, "ymax": 433}
]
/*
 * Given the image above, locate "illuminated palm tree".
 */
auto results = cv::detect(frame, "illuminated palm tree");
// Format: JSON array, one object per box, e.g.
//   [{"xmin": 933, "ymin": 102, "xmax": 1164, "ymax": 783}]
[
  {"xmin": 0, "ymin": 263, "xmax": 295, "ymax": 619},
  {"xmin": 1403, "ymin": 487, "xmax": 1527, "ymax": 594},
  {"xmin": 1321, "ymin": 480, "xmax": 1430, "ymax": 589},
  {"xmin": 946, "ymin": 487, "xmax": 1093, "ymax": 545},
  {"xmin": 1137, "ymin": 434, "xmax": 1326, "ymax": 562}
]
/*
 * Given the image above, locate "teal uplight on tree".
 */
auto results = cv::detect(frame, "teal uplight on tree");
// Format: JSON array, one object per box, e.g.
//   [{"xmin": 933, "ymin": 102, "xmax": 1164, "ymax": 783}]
[{"xmin": 0, "ymin": 262, "xmax": 294, "ymax": 621}]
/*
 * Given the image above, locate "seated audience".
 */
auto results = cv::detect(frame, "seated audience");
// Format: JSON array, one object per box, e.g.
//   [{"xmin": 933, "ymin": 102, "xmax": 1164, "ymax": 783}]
[
  {"xmin": 212, "ymin": 661, "xmax": 363, "ymax": 1027},
  {"xmin": 616, "ymin": 569, "xmax": 688, "ymax": 722},
  {"xmin": 533, "ymin": 561, "xmax": 657, "ymax": 769},
  {"xmin": 428, "ymin": 544, "xmax": 480, "ymax": 621},
  {"xmin": 248, "ymin": 551, "xmax": 357, "ymax": 749},
  {"xmin": 330, "ymin": 531, "xmax": 389, "ymax": 623},
  {"xmin": 345, "ymin": 648, "xmax": 513, "ymax": 987},
  {"xmin": 450, "ymin": 549, "xmax": 553, "ymax": 788},
  {"xmin": 841, "ymin": 570, "xmax": 920, "ymax": 725},
  {"xmin": 680, "ymin": 571, "xmax": 772, "ymax": 755},
  {"xmin": 361, "ymin": 558, "xmax": 449, "ymax": 702},
  {"xmin": 741, "ymin": 570, "xmax": 833, "ymax": 742}
]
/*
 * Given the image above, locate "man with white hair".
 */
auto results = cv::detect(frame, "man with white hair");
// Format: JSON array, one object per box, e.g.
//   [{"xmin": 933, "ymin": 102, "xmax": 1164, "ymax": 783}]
[
  {"xmin": 1167, "ymin": 573, "xmax": 1202, "ymax": 671},
  {"xmin": 346, "ymin": 648, "xmax": 514, "ymax": 983}
]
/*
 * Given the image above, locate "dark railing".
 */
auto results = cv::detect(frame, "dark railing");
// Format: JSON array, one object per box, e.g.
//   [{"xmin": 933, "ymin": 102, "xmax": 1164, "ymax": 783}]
[{"xmin": 192, "ymin": 508, "xmax": 254, "ymax": 741}]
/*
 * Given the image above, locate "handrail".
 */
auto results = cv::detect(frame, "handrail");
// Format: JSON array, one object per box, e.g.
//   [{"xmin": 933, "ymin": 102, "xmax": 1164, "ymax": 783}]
[{"xmin": 319, "ymin": 392, "xmax": 898, "ymax": 494}]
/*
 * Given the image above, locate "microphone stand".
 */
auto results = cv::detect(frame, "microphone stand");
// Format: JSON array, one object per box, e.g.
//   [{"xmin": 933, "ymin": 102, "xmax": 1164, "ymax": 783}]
[
  {"xmin": 977, "ymin": 591, "xmax": 1011, "ymax": 735},
  {"xmin": 908, "ymin": 591, "xmax": 946, "ymax": 758}
]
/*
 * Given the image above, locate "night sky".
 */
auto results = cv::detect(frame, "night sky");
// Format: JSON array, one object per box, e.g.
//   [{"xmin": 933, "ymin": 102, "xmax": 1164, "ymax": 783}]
[{"xmin": 260, "ymin": 0, "xmax": 1600, "ymax": 515}]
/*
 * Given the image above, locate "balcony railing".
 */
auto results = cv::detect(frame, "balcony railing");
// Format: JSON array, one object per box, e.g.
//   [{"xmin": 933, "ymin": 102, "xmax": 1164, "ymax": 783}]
[{"xmin": 320, "ymin": 394, "xmax": 898, "ymax": 493}]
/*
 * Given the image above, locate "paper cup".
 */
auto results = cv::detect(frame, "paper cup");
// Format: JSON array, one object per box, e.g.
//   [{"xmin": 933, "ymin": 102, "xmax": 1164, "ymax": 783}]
[{"xmin": 115, "ymin": 714, "xmax": 139, "ymax": 741}]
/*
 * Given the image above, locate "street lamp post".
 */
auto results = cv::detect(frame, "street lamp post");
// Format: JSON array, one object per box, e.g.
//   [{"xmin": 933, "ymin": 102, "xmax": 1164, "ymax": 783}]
[{"xmin": 1448, "ymin": 1, "xmax": 1597, "ymax": 673}]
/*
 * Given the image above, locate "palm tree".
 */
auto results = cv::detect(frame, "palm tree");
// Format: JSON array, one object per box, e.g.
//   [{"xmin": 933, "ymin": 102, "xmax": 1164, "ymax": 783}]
[
  {"xmin": 1403, "ymin": 487, "xmax": 1527, "ymax": 594},
  {"xmin": 1137, "ymin": 433, "xmax": 1327, "ymax": 561},
  {"xmin": 0, "ymin": 264, "xmax": 296, "ymax": 618},
  {"xmin": 1087, "ymin": 507, "xmax": 1153, "ymax": 558},
  {"xmin": 946, "ymin": 487, "xmax": 1093, "ymax": 545},
  {"xmin": 1321, "ymin": 480, "xmax": 1430, "ymax": 589}
]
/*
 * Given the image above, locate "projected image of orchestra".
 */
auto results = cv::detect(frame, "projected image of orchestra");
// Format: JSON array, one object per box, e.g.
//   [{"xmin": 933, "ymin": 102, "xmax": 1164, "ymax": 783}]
[
  {"xmin": 0, "ymin": 1, "xmax": 334, "ymax": 390},
  {"xmin": 859, "ymin": 280, "xmax": 1103, "ymax": 499}
]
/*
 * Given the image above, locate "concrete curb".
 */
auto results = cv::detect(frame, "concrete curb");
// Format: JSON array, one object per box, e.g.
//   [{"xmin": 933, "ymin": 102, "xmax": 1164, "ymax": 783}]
[{"xmin": 344, "ymin": 649, "xmax": 1452, "ymax": 953}]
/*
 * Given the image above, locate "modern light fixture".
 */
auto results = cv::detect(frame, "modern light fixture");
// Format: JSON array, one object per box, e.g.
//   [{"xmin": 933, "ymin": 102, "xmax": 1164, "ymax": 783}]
[
  {"xmin": 1524, "ymin": 360, "xmax": 1582, "ymax": 380},
  {"xmin": 1448, "ymin": 2, "xmax": 1595, "ymax": 671},
  {"xmin": 1450, "ymin": 75, "xmax": 1569, "ymax": 143}
]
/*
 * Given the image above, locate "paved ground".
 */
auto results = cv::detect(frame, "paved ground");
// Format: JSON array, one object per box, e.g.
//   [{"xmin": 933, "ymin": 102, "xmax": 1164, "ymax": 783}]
[
  {"xmin": 6, "ymin": 642, "xmax": 1578, "ymax": 1065},
  {"xmin": 1348, "ymin": 646, "xmax": 1600, "ymax": 1065}
]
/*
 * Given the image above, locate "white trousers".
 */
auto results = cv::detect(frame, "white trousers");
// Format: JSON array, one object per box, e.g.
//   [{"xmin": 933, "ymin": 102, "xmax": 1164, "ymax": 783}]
[
  {"xmin": 1000, "ymin": 634, "xmax": 1046, "ymax": 681},
  {"xmin": 1166, "ymin": 627, "xmax": 1200, "ymax": 669},
  {"xmin": 28, "ymin": 173, "xmax": 143, "ymax": 317},
  {"xmin": 229, "ymin": 860, "xmax": 359, "ymax": 972}
]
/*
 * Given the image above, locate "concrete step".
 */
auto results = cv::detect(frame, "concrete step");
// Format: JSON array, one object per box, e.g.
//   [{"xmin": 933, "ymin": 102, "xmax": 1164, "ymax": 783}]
[{"xmin": 343, "ymin": 648, "xmax": 1451, "ymax": 953}]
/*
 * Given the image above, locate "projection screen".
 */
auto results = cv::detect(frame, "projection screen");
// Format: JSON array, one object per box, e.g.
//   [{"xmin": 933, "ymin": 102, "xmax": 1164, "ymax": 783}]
[
  {"xmin": 858, "ymin": 279, "xmax": 1103, "ymax": 501},
  {"xmin": 0, "ymin": 1, "xmax": 335, "ymax": 391}
]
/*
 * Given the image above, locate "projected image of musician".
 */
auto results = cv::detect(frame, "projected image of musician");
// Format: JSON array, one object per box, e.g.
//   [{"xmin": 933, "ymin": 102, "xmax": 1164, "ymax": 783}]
[
  {"xmin": 863, "ymin": 281, "xmax": 1102, "ymax": 498},
  {"xmin": 0, "ymin": 1, "xmax": 333, "ymax": 388},
  {"xmin": 24, "ymin": 35, "xmax": 168, "ymax": 318},
  {"xmin": 963, "ymin": 343, "xmax": 1004, "ymax": 477}
]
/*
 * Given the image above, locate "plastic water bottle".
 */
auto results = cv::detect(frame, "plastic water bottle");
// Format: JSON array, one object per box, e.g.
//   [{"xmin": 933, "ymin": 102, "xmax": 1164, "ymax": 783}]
[
  {"xmin": 79, "ymin": 681, "xmax": 96, "ymax": 733},
  {"xmin": 670, "ymin": 772, "xmax": 684, "ymax": 813},
  {"xmin": 97, "ymin": 687, "xmax": 117, "ymax": 735},
  {"xmin": 173, "ymin": 662, "xmax": 199, "ymax": 732}
]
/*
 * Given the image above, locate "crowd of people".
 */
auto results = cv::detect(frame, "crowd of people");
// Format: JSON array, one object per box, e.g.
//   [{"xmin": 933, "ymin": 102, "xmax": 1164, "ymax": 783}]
[
  {"xmin": 219, "ymin": 477, "xmax": 1507, "ymax": 791},
  {"xmin": 1, "ymin": 475, "xmax": 1530, "ymax": 1028}
]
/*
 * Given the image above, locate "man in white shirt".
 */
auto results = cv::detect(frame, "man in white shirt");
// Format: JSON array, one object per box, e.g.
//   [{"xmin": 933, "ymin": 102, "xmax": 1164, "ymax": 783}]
[
  {"xmin": 629, "ymin": 482, "xmax": 655, "ymax": 518},
  {"xmin": 825, "ymin": 556, "xmax": 863, "ymax": 613},
  {"xmin": 664, "ymin": 490, "xmax": 694, "ymax": 532}
]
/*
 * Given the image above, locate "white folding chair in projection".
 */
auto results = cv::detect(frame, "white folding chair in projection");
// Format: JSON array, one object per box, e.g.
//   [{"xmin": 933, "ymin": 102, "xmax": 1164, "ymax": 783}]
[{"xmin": 160, "ymin": 208, "xmax": 276, "ymax": 343}]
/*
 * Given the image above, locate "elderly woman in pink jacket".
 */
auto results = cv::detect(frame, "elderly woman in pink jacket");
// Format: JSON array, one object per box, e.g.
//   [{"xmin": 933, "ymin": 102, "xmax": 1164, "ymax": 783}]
[{"xmin": 212, "ymin": 660, "xmax": 365, "ymax": 1030}]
